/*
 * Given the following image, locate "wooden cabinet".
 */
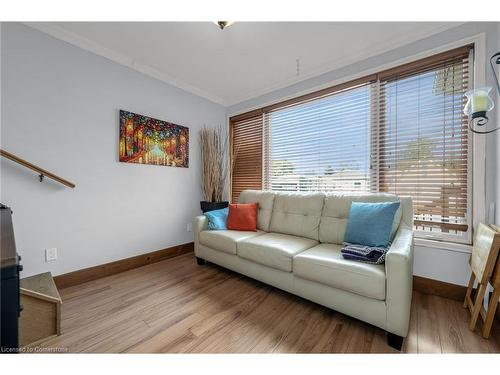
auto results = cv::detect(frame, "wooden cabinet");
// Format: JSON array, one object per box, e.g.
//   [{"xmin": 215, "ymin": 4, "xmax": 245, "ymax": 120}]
[{"xmin": 19, "ymin": 272, "xmax": 62, "ymax": 347}]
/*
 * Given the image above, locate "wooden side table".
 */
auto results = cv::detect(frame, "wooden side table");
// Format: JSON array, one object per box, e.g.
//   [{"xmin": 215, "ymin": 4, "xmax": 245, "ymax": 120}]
[
  {"xmin": 463, "ymin": 223, "xmax": 500, "ymax": 338},
  {"xmin": 482, "ymin": 250, "xmax": 500, "ymax": 338},
  {"xmin": 19, "ymin": 272, "xmax": 62, "ymax": 346}
]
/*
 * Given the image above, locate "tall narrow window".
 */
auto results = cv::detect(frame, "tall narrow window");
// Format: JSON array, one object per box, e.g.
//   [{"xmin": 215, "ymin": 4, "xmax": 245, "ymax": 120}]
[
  {"xmin": 263, "ymin": 80, "xmax": 376, "ymax": 192},
  {"xmin": 376, "ymin": 47, "xmax": 472, "ymax": 240},
  {"xmin": 230, "ymin": 112, "xmax": 263, "ymax": 203}
]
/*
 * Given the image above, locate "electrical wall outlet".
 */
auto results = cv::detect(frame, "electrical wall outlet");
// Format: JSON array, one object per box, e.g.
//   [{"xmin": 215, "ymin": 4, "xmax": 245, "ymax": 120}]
[
  {"xmin": 186, "ymin": 222, "xmax": 192, "ymax": 232},
  {"xmin": 45, "ymin": 248, "xmax": 58, "ymax": 262}
]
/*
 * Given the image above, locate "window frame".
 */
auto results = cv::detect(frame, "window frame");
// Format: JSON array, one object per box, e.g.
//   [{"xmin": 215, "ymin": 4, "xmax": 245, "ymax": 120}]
[{"xmin": 229, "ymin": 34, "xmax": 487, "ymax": 246}]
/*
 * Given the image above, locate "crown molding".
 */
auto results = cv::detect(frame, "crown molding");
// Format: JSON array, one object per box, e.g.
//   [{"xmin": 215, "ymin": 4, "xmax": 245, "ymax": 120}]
[
  {"xmin": 23, "ymin": 22, "xmax": 465, "ymax": 108},
  {"xmin": 23, "ymin": 22, "xmax": 228, "ymax": 106}
]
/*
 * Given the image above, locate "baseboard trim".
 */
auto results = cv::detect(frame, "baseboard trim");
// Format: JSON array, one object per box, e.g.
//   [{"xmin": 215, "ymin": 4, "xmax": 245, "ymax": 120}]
[
  {"xmin": 54, "ymin": 242, "xmax": 194, "ymax": 289},
  {"xmin": 413, "ymin": 275, "xmax": 467, "ymax": 301},
  {"xmin": 413, "ymin": 275, "xmax": 499, "ymax": 323}
]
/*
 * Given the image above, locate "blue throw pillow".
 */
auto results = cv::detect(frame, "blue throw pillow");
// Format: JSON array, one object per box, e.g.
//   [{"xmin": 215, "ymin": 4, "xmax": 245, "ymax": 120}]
[
  {"xmin": 204, "ymin": 208, "xmax": 229, "ymax": 230},
  {"xmin": 344, "ymin": 201, "xmax": 400, "ymax": 248}
]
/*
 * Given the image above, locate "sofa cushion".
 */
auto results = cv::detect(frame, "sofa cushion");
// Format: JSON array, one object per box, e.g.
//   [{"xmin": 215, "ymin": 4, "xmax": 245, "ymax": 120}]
[
  {"xmin": 239, "ymin": 190, "xmax": 276, "ymax": 231},
  {"xmin": 199, "ymin": 230, "xmax": 264, "ymax": 255},
  {"xmin": 293, "ymin": 243, "xmax": 386, "ymax": 300},
  {"xmin": 227, "ymin": 203, "xmax": 258, "ymax": 231},
  {"xmin": 319, "ymin": 193, "xmax": 402, "ymax": 245},
  {"xmin": 204, "ymin": 207, "xmax": 229, "ymax": 230},
  {"xmin": 238, "ymin": 233, "xmax": 318, "ymax": 272},
  {"xmin": 269, "ymin": 192, "xmax": 325, "ymax": 240},
  {"xmin": 344, "ymin": 201, "xmax": 401, "ymax": 248}
]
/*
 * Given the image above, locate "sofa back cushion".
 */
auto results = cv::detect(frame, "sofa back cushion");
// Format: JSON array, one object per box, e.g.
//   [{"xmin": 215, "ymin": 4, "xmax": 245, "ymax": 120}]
[
  {"xmin": 238, "ymin": 190, "xmax": 275, "ymax": 231},
  {"xmin": 319, "ymin": 192, "xmax": 402, "ymax": 244},
  {"xmin": 269, "ymin": 192, "xmax": 325, "ymax": 240}
]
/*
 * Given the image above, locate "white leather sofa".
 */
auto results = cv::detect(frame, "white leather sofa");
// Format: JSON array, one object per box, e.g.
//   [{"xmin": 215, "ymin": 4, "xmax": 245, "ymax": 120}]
[{"xmin": 193, "ymin": 190, "xmax": 414, "ymax": 350}]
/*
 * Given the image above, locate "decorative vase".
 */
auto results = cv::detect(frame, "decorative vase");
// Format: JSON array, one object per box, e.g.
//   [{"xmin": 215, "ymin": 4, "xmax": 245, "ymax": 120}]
[{"xmin": 200, "ymin": 201, "xmax": 229, "ymax": 213}]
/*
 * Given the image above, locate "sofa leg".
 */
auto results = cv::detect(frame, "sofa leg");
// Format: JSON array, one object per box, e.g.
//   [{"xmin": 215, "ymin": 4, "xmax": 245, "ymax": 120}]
[
  {"xmin": 387, "ymin": 332, "xmax": 404, "ymax": 351},
  {"xmin": 196, "ymin": 257, "xmax": 206, "ymax": 265}
]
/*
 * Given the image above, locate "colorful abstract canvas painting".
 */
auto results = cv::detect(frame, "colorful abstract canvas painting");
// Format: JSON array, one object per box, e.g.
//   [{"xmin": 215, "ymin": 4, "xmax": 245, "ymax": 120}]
[{"xmin": 119, "ymin": 110, "xmax": 189, "ymax": 168}]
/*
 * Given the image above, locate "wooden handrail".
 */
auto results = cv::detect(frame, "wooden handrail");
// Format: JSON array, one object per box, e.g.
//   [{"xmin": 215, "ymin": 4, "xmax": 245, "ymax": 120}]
[{"xmin": 0, "ymin": 149, "xmax": 76, "ymax": 188}]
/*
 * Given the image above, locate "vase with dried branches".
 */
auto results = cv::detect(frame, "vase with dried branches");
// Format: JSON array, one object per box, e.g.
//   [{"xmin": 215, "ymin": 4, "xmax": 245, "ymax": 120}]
[{"xmin": 199, "ymin": 125, "xmax": 230, "ymax": 213}]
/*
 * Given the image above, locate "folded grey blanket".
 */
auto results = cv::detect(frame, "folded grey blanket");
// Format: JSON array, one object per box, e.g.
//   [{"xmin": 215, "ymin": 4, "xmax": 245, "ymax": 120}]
[{"xmin": 341, "ymin": 242, "xmax": 389, "ymax": 264}]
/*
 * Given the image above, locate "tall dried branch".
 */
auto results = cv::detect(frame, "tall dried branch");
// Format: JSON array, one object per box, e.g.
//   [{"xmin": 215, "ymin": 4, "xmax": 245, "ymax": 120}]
[{"xmin": 199, "ymin": 125, "xmax": 228, "ymax": 202}]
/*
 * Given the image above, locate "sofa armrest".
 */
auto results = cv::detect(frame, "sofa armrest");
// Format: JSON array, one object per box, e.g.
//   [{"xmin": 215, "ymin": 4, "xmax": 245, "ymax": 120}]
[
  {"xmin": 193, "ymin": 215, "xmax": 208, "ymax": 256},
  {"xmin": 385, "ymin": 225, "xmax": 414, "ymax": 337}
]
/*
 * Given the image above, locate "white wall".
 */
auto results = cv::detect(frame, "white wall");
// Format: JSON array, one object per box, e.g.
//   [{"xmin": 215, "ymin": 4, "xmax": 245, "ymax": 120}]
[
  {"xmin": 412, "ymin": 246, "xmax": 471, "ymax": 285},
  {"xmin": 228, "ymin": 22, "xmax": 500, "ymax": 286},
  {"xmin": 1, "ymin": 23, "xmax": 226, "ymax": 277}
]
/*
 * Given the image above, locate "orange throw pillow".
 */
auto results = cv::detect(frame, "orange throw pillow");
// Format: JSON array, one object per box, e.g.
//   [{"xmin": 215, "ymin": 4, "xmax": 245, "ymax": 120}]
[{"xmin": 227, "ymin": 203, "xmax": 258, "ymax": 231}]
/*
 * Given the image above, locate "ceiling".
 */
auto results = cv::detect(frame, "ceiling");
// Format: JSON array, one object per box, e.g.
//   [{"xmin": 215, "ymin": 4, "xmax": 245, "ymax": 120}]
[{"xmin": 26, "ymin": 22, "xmax": 462, "ymax": 106}]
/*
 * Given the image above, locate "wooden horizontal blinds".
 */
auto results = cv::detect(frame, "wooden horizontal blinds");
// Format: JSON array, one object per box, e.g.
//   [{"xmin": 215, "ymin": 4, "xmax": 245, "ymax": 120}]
[
  {"xmin": 376, "ymin": 45, "xmax": 472, "ymax": 233},
  {"xmin": 230, "ymin": 113, "xmax": 263, "ymax": 203},
  {"xmin": 230, "ymin": 44, "xmax": 473, "ymax": 238},
  {"xmin": 263, "ymin": 79, "xmax": 377, "ymax": 193},
  {"xmin": 377, "ymin": 45, "xmax": 472, "ymax": 81}
]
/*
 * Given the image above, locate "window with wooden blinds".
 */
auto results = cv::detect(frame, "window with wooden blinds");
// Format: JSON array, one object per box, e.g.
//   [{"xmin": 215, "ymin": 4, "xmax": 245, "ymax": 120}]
[
  {"xmin": 230, "ymin": 112, "xmax": 263, "ymax": 202},
  {"xmin": 230, "ymin": 44, "xmax": 474, "ymax": 242},
  {"xmin": 375, "ymin": 46, "xmax": 472, "ymax": 237}
]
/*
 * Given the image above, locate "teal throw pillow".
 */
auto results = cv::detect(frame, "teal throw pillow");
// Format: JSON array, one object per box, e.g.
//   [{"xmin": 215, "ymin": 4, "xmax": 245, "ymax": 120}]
[
  {"xmin": 204, "ymin": 207, "xmax": 229, "ymax": 230},
  {"xmin": 344, "ymin": 201, "xmax": 400, "ymax": 248}
]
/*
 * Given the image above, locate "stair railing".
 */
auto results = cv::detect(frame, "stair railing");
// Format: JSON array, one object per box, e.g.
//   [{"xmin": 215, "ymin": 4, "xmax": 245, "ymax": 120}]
[{"xmin": 0, "ymin": 149, "xmax": 76, "ymax": 188}]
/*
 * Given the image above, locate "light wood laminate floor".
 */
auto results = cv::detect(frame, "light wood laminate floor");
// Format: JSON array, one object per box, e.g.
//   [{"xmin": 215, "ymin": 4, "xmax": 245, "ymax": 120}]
[{"xmin": 36, "ymin": 253, "xmax": 500, "ymax": 353}]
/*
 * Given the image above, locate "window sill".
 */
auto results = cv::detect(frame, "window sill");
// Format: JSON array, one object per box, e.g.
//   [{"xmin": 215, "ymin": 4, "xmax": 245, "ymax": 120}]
[{"xmin": 413, "ymin": 237, "xmax": 472, "ymax": 254}]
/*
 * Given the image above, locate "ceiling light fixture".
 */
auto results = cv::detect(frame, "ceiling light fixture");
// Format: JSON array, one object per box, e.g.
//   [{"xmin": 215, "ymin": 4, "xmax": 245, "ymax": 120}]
[{"xmin": 212, "ymin": 21, "xmax": 234, "ymax": 30}]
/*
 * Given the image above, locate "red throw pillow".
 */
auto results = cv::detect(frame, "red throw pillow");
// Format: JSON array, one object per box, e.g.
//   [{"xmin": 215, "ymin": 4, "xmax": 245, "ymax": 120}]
[{"xmin": 227, "ymin": 203, "xmax": 258, "ymax": 231}]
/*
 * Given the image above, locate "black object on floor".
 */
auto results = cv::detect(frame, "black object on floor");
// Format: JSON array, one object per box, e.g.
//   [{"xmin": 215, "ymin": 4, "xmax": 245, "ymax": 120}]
[{"xmin": 387, "ymin": 332, "xmax": 404, "ymax": 351}]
